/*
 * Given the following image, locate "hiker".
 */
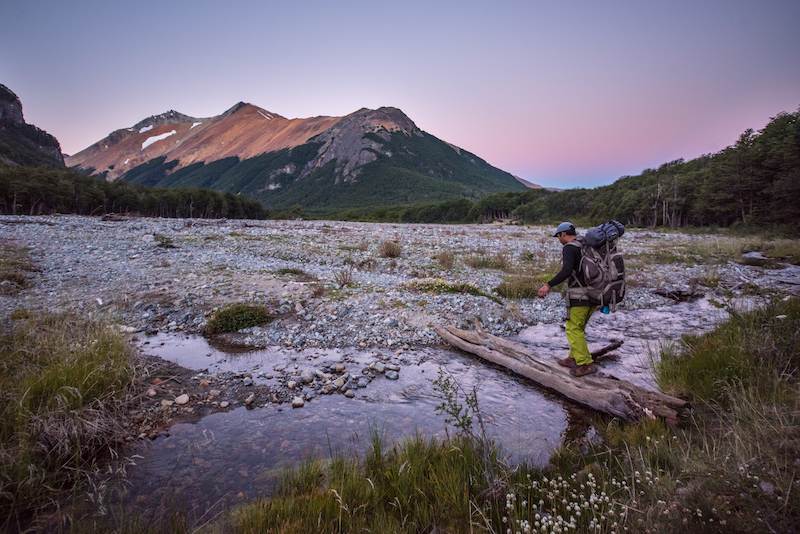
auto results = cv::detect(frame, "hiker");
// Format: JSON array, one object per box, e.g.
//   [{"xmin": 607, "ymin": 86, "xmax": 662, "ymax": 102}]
[{"xmin": 537, "ymin": 222, "xmax": 598, "ymax": 377}]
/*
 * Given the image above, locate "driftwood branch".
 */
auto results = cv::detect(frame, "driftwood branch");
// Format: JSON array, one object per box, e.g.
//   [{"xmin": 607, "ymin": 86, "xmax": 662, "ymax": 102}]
[
  {"xmin": 0, "ymin": 218, "xmax": 56, "ymax": 226},
  {"xmin": 435, "ymin": 320, "xmax": 690, "ymax": 425}
]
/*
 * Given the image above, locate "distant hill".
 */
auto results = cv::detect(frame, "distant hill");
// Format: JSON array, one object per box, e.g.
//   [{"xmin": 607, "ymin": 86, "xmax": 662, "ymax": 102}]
[
  {"xmin": 67, "ymin": 104, "xmax": 530, "ymax": 209},
  {"xmin": 0, "ymin": 84, "xmax": 64, "ymax": 168}
]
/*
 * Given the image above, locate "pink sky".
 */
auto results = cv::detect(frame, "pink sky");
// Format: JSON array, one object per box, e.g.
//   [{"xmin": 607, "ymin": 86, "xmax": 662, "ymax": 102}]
[{"xmin": 2, "ymin": 0, "xmax": 798, "ymax": 189}]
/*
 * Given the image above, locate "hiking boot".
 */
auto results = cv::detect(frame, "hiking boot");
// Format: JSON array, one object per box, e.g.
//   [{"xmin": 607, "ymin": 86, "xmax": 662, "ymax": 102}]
[
  {"xmin": 557, "ymin": 357, "xmax": 577, "ymax": 369},
  {"xmin": 569, "ymin": 363, "xmax": 598, "ymax": 377}
]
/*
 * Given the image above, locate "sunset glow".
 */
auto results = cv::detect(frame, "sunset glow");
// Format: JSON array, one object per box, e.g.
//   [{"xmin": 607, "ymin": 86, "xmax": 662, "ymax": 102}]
[{"xmin": 2, "ymin": 0, "xmax": 798, "ymax": 189}]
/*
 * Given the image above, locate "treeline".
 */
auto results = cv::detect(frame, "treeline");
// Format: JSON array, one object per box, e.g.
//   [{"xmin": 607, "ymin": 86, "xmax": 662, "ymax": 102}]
[
  {"xmin": 0, "ymin": 165, "xmax": 268, "ymax": 219},
  {"xmin": 377, "ymin": 107, "xmax": 798, "ymax": 229}
]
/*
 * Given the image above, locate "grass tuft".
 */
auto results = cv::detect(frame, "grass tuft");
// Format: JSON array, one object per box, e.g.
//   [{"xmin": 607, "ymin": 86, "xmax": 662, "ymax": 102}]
[
  {"xmin": 654, "ymin": 297, "xmax": 800, "ymax": 403},
  {"xmin": 406, "ymin": 277, "xmax": 502, "ymax": 304},
  {"xmin": 203, "ymin": 303, "xmax": 273, "ymax": 334},
  {"xmin": 0, "ymin": 243, "xmax": 37, "ymax": 295},
  {"xmin": 377, "ymin": 241, "xmax": 403, "ymax": 258},
  {"xmin": 0, "ymin": 312, "xmax": 136, "ymax": 522}
]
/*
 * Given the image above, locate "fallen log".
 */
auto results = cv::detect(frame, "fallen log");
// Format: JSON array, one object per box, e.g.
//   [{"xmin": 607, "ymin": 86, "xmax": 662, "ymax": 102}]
[{"xmin": 434, "ymin": 321, "xmax": 690, "ymax": 425}]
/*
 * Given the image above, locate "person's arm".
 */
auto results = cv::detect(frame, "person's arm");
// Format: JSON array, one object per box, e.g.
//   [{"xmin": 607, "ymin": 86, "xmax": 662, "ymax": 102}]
[{"xmin": 538, "ymin": 245, "xmax": 578, "ymax": 297}]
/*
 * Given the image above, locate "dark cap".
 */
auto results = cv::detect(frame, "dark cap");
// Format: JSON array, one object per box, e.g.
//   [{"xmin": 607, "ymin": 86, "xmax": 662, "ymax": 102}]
[{"xmin": 553, "ymin": 222, "xmax": 575, "ymax": 236}]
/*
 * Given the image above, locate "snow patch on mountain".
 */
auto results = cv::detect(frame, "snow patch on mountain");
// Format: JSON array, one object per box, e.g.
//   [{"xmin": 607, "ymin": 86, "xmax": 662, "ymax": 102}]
[{"xmin": 142, "ymin": 130, "xmax": 177, "ymax": 150}]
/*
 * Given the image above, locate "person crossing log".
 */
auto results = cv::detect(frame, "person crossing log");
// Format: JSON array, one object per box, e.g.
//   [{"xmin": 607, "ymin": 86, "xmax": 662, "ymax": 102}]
[{"xmin": 434, "ymin": 320, "xmax": 690, "ymax": 425}]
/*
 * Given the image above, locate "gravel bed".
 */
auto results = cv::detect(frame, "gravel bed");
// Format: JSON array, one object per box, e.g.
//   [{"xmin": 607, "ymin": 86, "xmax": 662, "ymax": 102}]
[
  {"xmin": 5, "ymin": 214, "xmax": 800, "ymax": 441},
  {"xmin": 2, "ymin": 214, "xmax": 796, "ymax": 352}
]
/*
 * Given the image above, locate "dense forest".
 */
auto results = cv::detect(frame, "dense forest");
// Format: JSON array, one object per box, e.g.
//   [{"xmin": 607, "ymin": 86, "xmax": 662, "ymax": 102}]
[
  {"xmin": 0, "ymin": 165, "xmax": 268, "ymax": 219},
  {"xmin": 395, "ymin": 108, "xmax": 800, "ymax": 230}
]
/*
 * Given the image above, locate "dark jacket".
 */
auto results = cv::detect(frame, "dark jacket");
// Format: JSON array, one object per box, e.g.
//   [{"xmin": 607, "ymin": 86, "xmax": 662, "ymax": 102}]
[{"xmin": 547, "ymin": 241, "xmax": 592, "ymax": 307}]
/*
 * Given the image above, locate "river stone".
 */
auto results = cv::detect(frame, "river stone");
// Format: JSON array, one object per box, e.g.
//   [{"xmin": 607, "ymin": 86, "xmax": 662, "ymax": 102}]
[
  {"xmin": 333, "ymin": 377, "xmax": 345, "ymax": 388},
  {"xmin": 334, "ymin": 363, "xmax": 346, "ymax": 373},
  {"xmin": 300, "ymin": 370, "xmax": 314, "ymax": 384},
  {"xmin": 175, "ymin": 394, "xmax": 190, "ymax": 405},
  {"xmin": 220, "ymin": 401, "xmax": 230, "ymax": 408},
  {"xmin": 242, "ymin": 377, "xmax": 253, "ymax": 386},
  {"xmin": 344, "ymin": 389, "xmax": 356, "ymax": 398},
  {"xmin": 245, "ymin": 393, "xmax": 255, "ymax": 405},
  {"xmin": 357, "ymin": 377, "xmax": 370, "ymax": 388},
  {"xmin": 386, "ymin": 370, "xmax": 399, "ymax": 380},
  {"xmin": 386, "ymin": 363, "xmax": 400, "ymax": 371},
  {"xmin": 292, "ymin": 396, "xmax": 305, "ymax": 408},
  {"xmin": 287, "ymin": 380, "xmax": 298, "ymax": 389},
  {"xmin": 759, "ymin": 481, "xmax": 775, "ymax": 496},
  {"xmin": 374, "ymin": 362, "xmax": 386, "ymax": 373}
]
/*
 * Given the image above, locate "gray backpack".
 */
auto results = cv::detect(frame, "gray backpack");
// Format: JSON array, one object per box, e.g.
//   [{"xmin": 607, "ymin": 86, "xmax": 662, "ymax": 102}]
[{"xmin": 565, "ymin": 221, "xmax": 626, "ymax": 308}]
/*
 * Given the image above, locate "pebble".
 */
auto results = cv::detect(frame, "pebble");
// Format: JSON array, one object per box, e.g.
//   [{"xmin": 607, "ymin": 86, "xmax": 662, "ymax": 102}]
[
  {"xmin": 292, "ymin": 396, "xmax": 305, "ymax": 408},
  {"xmin": 174, "ymin": 394, "xmax": 190, "ymax": 405}
]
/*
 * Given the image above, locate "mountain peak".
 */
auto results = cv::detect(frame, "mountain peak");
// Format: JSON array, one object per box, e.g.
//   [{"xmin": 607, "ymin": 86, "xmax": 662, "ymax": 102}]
[
  {"xmin": 0, "ymin": 83, "xmax": 24, "ymax": 125},
  {"xmin": 0, "ymin": 84, "xmax": 64, "ymax": 166},
  {"xmin": 131, "ymin": 110, "xmax": 200, "ymax": 133}
]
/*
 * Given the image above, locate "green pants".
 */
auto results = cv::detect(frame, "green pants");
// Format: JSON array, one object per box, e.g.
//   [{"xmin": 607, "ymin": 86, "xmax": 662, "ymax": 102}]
[{"xmin": 566, "ymin": 305, "xmax": 596, "ymax": 366}]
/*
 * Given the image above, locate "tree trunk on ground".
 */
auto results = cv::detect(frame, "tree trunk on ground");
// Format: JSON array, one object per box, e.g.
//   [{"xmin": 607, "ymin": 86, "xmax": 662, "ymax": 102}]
[{"xmin": 434, "ymin": 321, "xmax": 691, "ymax": 425}]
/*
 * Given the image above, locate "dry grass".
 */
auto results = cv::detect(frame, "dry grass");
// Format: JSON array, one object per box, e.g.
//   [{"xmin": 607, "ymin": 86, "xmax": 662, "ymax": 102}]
[
  {"xmin": 0, "ymin": 241, "xmax": 37, "ymax": 295},
  {"xmin": 0, "ymin": 312, "xmax": 137, "ymax": 522},
  {"xmin": 334, "ymin": 266, "xmax": 355, "ymax": 287},
  {"xmin": 377, "ymin": 241, "xmax": 403, "ymax": 258},
  {"xmin": 436, "ymin": 250, "xmax": 455, "ymax": 268}
]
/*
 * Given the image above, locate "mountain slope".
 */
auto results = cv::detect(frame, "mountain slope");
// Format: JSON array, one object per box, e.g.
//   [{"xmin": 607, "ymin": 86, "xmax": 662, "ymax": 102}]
[
  {"xmin": 67, "ymin": 104, "xmax": 529, "ymax": 208},
  {"xmin": 0, "ymin": 84, "xmax": 64, "ymax": 168}
]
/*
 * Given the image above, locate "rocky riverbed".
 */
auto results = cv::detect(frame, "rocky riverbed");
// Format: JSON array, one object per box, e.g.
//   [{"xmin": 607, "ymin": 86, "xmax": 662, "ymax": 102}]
[{"xmin": 2, "ymin": 215, "xmax": 800, "ymax": 442}]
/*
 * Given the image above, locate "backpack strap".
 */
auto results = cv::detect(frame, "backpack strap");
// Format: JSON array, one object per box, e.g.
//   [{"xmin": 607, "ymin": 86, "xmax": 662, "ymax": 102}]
[{"xmin": 564, "ymin": 238, "xmax": 587, "ymax": 292}]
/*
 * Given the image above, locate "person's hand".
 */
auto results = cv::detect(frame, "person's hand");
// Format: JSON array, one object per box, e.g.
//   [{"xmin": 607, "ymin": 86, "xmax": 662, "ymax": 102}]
[{"xmin": 537, "ymin": 284, "xmax": 550, "ymax": 298}]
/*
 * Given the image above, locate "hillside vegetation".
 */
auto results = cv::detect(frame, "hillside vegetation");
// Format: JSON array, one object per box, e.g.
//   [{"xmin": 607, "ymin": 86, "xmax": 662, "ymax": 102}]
[
  {"xmin": 119, "ymin": 129, "xmax": 528, "ymax": 209},
  {"xmin": 400, "ymin": 108, "xmax": 800, "ymax": 230},
  {"xmin": 0, "ymin": 165, "xmax": 267, "ymax": 219}
]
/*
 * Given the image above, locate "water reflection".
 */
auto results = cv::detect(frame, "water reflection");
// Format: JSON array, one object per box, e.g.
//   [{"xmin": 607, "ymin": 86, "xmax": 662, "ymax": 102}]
[
  {"xmin": 121, "ymin": 296, "xmax": 736, "ymax": 516},
  {"xmin": 124, "ymin": 338, "xmax": 576, "ymax": 516}
]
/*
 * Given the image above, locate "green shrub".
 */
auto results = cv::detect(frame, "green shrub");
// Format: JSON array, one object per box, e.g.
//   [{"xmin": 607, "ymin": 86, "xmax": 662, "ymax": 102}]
[{"xmin": 203, "ymin": 303, "xmax": 273, "ymax": 334}]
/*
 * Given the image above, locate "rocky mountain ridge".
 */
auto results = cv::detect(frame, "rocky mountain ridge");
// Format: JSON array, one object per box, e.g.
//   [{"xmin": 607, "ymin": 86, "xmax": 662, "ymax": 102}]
[
  {"xmin": 66, "ymin": 103, "xmax": 533, "ymax": 209},
  {"xmin": 0, "ymin": 83, "xmax": 64, "ymax": 167}
]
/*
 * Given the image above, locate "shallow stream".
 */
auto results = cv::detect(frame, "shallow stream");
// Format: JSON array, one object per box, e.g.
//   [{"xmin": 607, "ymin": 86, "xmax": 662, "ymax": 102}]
[{"xmin": 120, "ymin": 297, "xmax": 737, "ymax": 517}]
